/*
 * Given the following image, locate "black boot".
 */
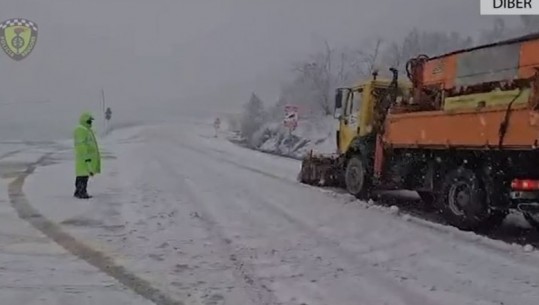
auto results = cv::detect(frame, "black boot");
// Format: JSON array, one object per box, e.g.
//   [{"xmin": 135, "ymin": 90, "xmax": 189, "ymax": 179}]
[
  {"xmin": 74, "ymin": 176, "xmax": 91, "ymax": 199},
  {"xmin": 81, "ymin": 176, "xmax": 92, "ymax": 198},
  {"xmin": 74, "ymin": 176, "xmax": 82, "ymax": 198}
]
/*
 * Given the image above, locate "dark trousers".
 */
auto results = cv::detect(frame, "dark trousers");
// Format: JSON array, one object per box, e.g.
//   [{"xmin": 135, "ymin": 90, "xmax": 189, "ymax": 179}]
[{"xmin": 74, "ymin": 176, "xmax": 89, "ymax": 196}]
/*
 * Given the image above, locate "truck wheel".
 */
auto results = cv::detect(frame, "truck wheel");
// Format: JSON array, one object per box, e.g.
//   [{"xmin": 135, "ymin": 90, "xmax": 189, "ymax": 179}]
[
  {"xmin": 437, "ymin": 167, "xmax": 500, "ymax": 231},
  {"xmin": 345, "ymin": 156, "xmax": 369, "ymax": 198}
]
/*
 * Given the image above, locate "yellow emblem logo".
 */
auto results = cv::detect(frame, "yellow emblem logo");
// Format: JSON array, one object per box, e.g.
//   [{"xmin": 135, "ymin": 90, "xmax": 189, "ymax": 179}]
[{"xmin": 0, "ymin": 18, "xmax": 38, "ymax": 61}]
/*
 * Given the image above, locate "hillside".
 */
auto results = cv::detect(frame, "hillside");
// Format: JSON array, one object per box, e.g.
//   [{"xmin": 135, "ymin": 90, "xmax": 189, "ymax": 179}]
[{"xmin": 232, "ymin": 116, "xmax": 337, "ymax": 159}]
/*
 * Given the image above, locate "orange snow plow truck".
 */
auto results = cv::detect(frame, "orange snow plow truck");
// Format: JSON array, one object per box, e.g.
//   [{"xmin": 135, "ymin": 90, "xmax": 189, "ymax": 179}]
[{"xmin": 299, "ymin": 33, "xmax": 539, "ymax": 231}]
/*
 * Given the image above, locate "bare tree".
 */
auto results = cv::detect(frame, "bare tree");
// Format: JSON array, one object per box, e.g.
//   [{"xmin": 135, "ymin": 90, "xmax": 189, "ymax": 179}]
[
  {"xmin": 226, "ymin": 113, "xmax": 242, "ymax": 132},
  {"xmin": 292, "ymin": 41, "xmax": 334, "ymax": 115},
  {"xmin": 380, "ymin": 28, "xmax": 474, "ymax": 78},
  {"xmin": 289, "ymin": 39, "xmax": 386, "ymax": 115},
  {"xmin": 382, "ymin": 42, "xmax": 405, "ymax": 72},
  {"xmin": 479, "ymin": 18, "xmax": 511, "ymax": 44},
  {"xmin": 333, "ymin": 46, "xmax": 369, "ymax": 85},
  {"xmin": 269, "ymin": 30, "xmax": 476, "ymax": 121},
  {"xmin": 356, "ymin": 37, "xmax": 383, "ymax": 77},
  {"xmin": 240, "ymin": 93, "xmax": 267, "ymax": 143}
]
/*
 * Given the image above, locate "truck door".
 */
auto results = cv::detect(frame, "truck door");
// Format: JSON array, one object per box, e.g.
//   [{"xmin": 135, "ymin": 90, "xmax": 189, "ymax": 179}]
[{"xmin": 339, "ymin": 88, "xmax": 363, "ymax": 153}]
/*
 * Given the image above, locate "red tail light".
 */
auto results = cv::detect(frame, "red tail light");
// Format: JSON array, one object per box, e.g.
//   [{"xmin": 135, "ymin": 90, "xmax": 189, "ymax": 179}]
[{"xmin": 511, "ymin": 179, "xmax": 539, "ymax": 191}]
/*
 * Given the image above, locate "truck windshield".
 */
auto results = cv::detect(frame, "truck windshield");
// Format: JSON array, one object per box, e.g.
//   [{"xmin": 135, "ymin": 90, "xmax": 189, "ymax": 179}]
[{"xmin": 345, "ymin": 89, "xmax": 362, "ymax": 116}]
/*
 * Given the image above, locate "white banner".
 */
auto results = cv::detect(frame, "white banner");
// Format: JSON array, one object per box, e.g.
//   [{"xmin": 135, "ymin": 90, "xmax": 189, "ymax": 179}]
[{"xmin": 480, "ymin": 0, "xmax": 539, "ymax": 15}]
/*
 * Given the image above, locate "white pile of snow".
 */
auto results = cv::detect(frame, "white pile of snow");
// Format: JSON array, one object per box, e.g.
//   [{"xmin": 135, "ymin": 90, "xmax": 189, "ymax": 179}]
[{"xmin": 252, "ymin": 115, "xmax": 337, "ymax": 159}]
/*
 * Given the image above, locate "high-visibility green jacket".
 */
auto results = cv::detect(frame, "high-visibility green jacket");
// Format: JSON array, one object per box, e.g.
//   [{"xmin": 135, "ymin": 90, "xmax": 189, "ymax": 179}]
[{"xmin": 73, "ymin": 112, "xmax": 101, "ymax": 177}]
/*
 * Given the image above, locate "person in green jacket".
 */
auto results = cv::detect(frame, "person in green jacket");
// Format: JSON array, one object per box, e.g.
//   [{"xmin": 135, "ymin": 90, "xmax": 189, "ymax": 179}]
[{"xmin": 73, "ymin": 112, "xmax": 101, "ymax": 199}]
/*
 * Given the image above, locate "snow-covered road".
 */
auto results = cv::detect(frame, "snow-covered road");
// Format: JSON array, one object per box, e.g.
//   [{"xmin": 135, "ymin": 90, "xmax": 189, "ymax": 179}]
[
  {"xmin": 10, "ymin": 122, "xmax": 539, "ymax": 305},
  {"xmin": 0, "ymin": 144, "xmax": 152, "ymax": 304}
]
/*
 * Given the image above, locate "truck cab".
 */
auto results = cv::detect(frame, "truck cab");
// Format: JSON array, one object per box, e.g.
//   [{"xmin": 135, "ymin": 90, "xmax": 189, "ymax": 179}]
[{"xmin": 334, "ymin": 78, "xmax": 410, "ymax": 154}]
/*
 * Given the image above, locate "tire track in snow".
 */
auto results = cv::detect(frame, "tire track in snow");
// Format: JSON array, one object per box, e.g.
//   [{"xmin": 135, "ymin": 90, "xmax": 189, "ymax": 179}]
[
  {"xmin": 0, "ymin": 149, "xmax": 25, "ymax": 160},
  {"xmin": 173, "ymin": 138, "xmax": 539, "ymax": 302},
  {"xmin": 231, "ymin": 141, "xmax": 539, "ymax": 247},
  {"xmin": 154, "ymin": 156, "xmax": 279, "ymax": 305},
  {"xmin": 183, "ymin": 140, "xmax": 539, "ymax": 256},
  {"xmin": 7, "ymin": 154, "xmax": 185, "ymax": 305},
  {"xmin": 199, "ymin": 162, "xmax": 515, "ymax": 304},
  {"xmin": 169, "ymin": 143, "xmax": 444, "ymax": 305}
]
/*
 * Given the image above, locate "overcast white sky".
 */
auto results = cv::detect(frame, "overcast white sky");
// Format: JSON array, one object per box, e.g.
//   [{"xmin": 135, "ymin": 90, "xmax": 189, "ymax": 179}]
[{"xmin": 0, "ymin": 0, "xmax": 517, "ymax": 139}]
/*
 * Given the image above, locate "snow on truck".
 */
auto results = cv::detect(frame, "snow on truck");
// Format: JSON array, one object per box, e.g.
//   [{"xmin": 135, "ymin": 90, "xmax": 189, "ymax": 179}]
[{"xmin": 298, "ymin": 32, "xmax": 539, "ymax": 231}]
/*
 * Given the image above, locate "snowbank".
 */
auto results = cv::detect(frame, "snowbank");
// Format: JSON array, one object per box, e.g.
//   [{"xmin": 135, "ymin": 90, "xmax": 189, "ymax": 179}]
[{"xmin": 245, "ymin": 116, "xmax": 337, "ymax": 159}]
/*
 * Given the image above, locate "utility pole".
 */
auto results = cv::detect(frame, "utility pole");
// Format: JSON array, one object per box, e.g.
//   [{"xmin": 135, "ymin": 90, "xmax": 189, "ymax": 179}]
[
  {"xmin": 101, "ymin": 88, "xmax": 106, "ymax": 135},
  {"xmin": 101, "ymin": 88, "xmax": 106, "ymax": 114}
]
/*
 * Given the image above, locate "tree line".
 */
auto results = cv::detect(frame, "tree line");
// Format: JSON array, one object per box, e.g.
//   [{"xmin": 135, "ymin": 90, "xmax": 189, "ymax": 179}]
[{"xmin": 233, "ymin": 16, "xmax": 539, "ymax": 144}]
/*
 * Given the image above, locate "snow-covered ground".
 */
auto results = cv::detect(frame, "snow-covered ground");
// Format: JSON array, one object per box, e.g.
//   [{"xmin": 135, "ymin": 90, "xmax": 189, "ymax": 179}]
[
  {"xmin": 0, "ymin": 139, "xmax": 152, "ymax": 304},
  {"xmin": 246, "ymin": 116, "xmax": 337, "ymax": 159},
  {"xmin": 0, "ymin": 121, "xmax": 533, "ymax": 305}
]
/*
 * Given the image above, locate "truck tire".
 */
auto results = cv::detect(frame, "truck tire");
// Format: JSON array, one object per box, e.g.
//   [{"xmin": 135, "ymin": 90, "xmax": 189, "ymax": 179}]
[
  {"xmin": 345, "ymin": 156, "xmax": 370, "ymax": 199},
  {"xmin": 437, "ymin": 167, "xmax": 503, "ymax": 231}
]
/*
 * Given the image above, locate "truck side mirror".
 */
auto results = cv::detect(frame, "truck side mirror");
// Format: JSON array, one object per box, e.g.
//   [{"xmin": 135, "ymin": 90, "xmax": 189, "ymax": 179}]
[
  {"xmin": 389, "ymin": 67, "xmax": 398, "ymax": 83},
  {"xmin": 334, "ymin": 89, "xmax": 343, "ymax": 119},
  {"xmin": 335, "ymin": 90, "xmax": 342, "ymax": 109}
]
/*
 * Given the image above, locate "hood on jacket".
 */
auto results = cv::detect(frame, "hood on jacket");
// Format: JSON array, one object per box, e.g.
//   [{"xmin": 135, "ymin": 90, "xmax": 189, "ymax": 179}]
[{"xmin": 79, "ymin": 112, "xmax": 94, "ymax": 127}]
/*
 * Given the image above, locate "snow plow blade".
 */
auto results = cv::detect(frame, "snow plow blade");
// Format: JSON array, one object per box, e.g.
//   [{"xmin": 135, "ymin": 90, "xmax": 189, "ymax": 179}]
[{"xmin": 297, "ymin": 151, "xmax": 343, "ymax": 187}]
